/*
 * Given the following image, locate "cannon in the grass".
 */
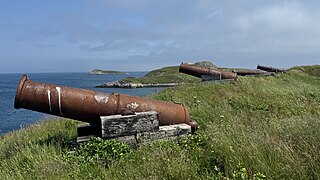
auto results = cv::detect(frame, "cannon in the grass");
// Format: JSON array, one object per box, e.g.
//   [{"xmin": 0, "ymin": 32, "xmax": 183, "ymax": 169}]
[
  {"xmin": 179, "ymin": 63, "xmax": 237, "ymax": 80},
  {"xmin": 14, "ymin": 74, "xmax": 198, "ymax": 132},
  {"xmin": 257, "ymin": 64, "xmax": 286, "ymax": 73}
]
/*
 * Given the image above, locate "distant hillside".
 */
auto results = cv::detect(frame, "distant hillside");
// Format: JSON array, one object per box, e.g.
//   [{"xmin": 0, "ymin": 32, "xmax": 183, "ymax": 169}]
[
  {"xmin": 90, "ymin": 69, "xmax": 127, "ymax": 75},
  {"xmin": 121, "ymin": 66, "xmax": 200, "ymax": 84}
]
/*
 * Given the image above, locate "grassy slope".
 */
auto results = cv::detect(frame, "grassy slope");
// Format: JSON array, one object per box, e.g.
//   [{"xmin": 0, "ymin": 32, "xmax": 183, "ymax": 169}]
[
  {"xmin": 151, "ymin": 67, "xmax": 320, "ymax": 179},
  {"xmin": 0, "ymin": 65, "xmax": 319, "ymax": 179},
  {"xmin": 290, "ymin": 65, "xmax": 320, "ymax": 77},
  {"xmin": 121, "ymin": 66, "xmax": 200, "ymax": 84}
]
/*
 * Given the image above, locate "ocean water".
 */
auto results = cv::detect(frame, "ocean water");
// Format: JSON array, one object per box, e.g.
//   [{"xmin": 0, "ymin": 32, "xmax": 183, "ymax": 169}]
[{"xmin": 0, "ymin": 72, "xmax": 164, "ymax": 135}]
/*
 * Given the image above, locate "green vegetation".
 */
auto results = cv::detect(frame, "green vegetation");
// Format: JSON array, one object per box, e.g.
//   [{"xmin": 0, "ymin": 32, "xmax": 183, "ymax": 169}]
[
  {"xmin": 90, "ymin": 69, "xmax": 127, "ymax": 75},
  {"xmin": 0, "ymin": 65, "xmax": 319, "ymax": 179},
  {"xmin": 290, "ymin": 65, "xmax": 320, "ymax": 77},
  {"xmin": 121, "ymin": 66, "xmax": 200, "ymax": 84},
  {"xmin": 66, "ymin": 138, "xmax": 132, "ymax": 168},
  {"xmin": 194, "ymin": 61, "xmax": 217, "ymax": 68}
]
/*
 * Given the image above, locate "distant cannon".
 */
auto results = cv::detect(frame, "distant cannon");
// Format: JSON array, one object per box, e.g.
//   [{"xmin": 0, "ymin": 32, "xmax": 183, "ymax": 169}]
[
  {"xmin": 14, "ymin": 74, "xmax": 198, "ymax": 130},
  {"xmin": 179, "ymin": 63, "xmax": 237, "ymax": 80},
  {"xmin": 257, "ymin": 64, "xmax": 286, "ymax": 73}
]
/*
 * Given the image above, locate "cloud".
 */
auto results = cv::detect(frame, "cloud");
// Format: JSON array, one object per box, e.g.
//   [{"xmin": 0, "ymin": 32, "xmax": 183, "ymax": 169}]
[
  {"xmin": 2, "ymin": 0, "xmax": 319, "ymax": 73},
  {"xmin": 205, "ymin": 10, "xmax": 223, "ymax": 19},
  {"xmin": 232, "ymin": 2, "xmax": 320, "ymax": 53},
  {"xmin": 234, "ymin": 2, "xmax": 318, "ymax": 32}
]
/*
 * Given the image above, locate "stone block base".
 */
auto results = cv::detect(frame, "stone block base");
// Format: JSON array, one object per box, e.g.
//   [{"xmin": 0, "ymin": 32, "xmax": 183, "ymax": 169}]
[{"xmin": 76, "ymin": 111, "xmax": 191, "ymax": 145}]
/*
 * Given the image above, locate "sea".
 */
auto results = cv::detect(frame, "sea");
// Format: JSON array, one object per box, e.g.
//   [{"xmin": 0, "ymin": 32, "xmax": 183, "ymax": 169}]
[{"xmin": 0, "ymin": 72, "xmax": 164, "ymax": 135}]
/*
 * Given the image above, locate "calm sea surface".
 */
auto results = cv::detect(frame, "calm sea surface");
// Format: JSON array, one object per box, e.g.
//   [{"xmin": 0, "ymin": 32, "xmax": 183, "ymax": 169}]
[{"xmin": 0, "ymin": 72, "xmax": 164, "ymax": 135}]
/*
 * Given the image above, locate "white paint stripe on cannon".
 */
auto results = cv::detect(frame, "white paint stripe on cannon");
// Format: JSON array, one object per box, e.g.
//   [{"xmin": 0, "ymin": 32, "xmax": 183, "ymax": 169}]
[
  {"xmin": 47, "ymin": 90, "xmax": 52, "ymax": 113},
  {"xmin": 56, "ymin": 87, "xmax": 63, "ymax": 116}
]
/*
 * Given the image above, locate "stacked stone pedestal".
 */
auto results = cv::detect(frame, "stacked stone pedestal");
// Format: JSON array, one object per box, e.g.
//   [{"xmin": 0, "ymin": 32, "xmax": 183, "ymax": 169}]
[
  {"xmin": 201, "ymin": 75, "xmax": 236, "ymax": 83},
  {"xmin": 77, "ymin": 111, "xmax": 191, "ymax": 146}
]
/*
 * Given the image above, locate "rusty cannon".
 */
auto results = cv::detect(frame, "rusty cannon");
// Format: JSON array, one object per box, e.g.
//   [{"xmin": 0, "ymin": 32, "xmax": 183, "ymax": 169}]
[
  {"xmin": 257, "ymin": 64, "xmax": 286, "ymax": 73},
  {"xmin": 179, "ymin": 63, "xmax": 237, "ymax": 80},
  {"xmin": 14, "ymin": 74, "xmax": 198, "ymax": 131}
]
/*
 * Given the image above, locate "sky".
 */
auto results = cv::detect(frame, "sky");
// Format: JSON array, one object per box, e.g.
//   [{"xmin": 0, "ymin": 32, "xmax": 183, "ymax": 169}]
[{"xmin": 0, "ymin": 0, "xmax": 319, "ymax": 73}]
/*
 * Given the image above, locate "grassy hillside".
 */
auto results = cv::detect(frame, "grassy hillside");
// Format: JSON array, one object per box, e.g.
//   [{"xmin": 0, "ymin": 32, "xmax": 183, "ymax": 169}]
[
  {"xmin": 290, "ymin": 65, "xmax": 320, "ymax": 77},
  {"xmin": 121, "ymin": 66, "xmax": 200, "ymax": 84},
  {"xmin": 0, "ymin": 65, "xmax": 319, "ymax": 179}
]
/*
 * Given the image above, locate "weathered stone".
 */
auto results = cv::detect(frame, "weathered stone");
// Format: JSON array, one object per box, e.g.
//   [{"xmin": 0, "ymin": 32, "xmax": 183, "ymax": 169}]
[
  {"xmin": 137, "ymin": 123, "xmax": 191, "ymax": 143},
  {"xmin": 101, "ymin": 111, "xmax": 159, "ymax": 138},
  {"xmin": 77, "ymin": 112, "xmax": 192, "ymax": 145},
  {"xmin": 201, "ymin": 74, "xmax": 222, "ymax": 81},
  {"xmin": 112, "ymin": 123, "xmax": 192, "ymax": 146},
  {"xmin": 201, "ymin": 75, "xmax": 236, "ymax": 83},
  {"xmin": 77, "ymin": 135, "xmax": 95, "ymax": 143}
]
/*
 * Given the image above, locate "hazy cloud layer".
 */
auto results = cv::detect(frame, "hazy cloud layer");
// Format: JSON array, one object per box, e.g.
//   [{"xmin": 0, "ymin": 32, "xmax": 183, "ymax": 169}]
[{"xmin": 0, "ymin": 0, "xmax": 319, "ymax": 73}]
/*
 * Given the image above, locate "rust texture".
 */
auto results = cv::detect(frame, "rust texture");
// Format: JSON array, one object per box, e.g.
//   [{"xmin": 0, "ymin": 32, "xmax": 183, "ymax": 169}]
[
  {"xmin": 179, "ymin": 64, "xmax": 237, "ymax": 80},
  {"xmin": 14, "ymin": 74, "xmax": 198, "ymax": 130},
  {"xmin": 232, "ymin": 69, "xmax": 274, "ymax": 76},
  {"xmin": 257, "ymin": 64, "xmax": 286, "ymax": 73}
]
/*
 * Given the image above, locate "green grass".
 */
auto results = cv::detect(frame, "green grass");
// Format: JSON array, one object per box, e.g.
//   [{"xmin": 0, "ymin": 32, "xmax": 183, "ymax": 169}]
[
  {"xmin": 121, "ymin": 66, "xmax": 200, "ymax": 84},
  {"xmin": 289, "ymin": 65, "xmax": 320, "ymax": 77},
  {"xmin": 0, "ymin": 65, "xmax": 319, "ymax": 179}
]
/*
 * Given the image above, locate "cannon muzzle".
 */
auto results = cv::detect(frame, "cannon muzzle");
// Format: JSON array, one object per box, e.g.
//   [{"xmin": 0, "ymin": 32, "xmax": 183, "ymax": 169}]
[
  {"xmin": 14, "ymin": 74, "xmax": 198, "ymax": 130},
  {"xmin": 179, "ymin": 64, "xmax": 237, "ymax": 80}
]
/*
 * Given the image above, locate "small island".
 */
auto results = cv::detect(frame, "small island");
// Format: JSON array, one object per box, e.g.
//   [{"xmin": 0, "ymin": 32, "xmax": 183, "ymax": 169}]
[{"xmin": 90, "ymin": 69, "xmax": 128, "ymax": 75}]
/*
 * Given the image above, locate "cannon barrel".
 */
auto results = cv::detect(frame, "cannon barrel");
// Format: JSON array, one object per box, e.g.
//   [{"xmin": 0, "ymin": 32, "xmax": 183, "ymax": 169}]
[
  {"xmin": 14, "ymin": 74, "xmax": 198, "ymax": 130},
  {"xmin": 257, "ymin": 64, "xmax": 286, "ymax": 73},
  {"xmin": 179, "ymin": 64, "xmax": 237, "ymax": 80}
]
